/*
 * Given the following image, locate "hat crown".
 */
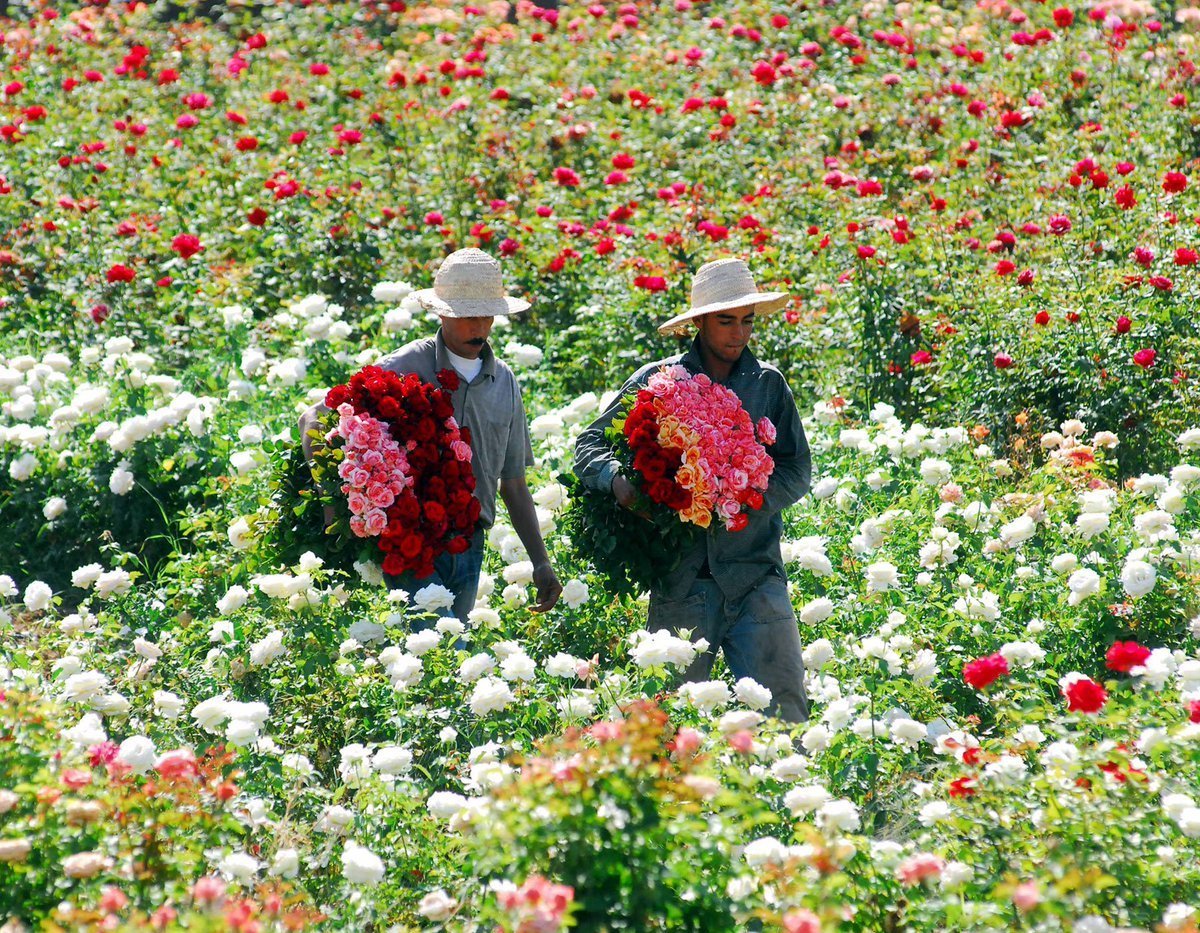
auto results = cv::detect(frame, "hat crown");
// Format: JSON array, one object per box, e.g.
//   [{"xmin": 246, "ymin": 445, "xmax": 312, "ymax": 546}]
[
  {"xmin": 690, "ymin": 258, "xmax": 759, "ymax": 310},
  {"xmin": 433, "ymin": 248, "xmax": 506, "ymax": 301}
]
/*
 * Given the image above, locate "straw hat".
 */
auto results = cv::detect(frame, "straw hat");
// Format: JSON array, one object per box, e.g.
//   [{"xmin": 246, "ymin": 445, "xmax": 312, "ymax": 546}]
[
  {"xmin": 412, "ymin": 248, "xmax": 530, "ymax": 318},
  {"xmin": 657, "ymin": 258, "xmax": 789, "ymax": 337}
]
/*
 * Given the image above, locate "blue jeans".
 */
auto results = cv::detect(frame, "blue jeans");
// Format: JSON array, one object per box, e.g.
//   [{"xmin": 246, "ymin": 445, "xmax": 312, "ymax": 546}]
[
  {"xmin": 389, "ymin": 529, "xmax": 485, "ymax": 627},
  {"xmin": 647, "ymin": 573, "xmax": 809, "ymax": 723}
]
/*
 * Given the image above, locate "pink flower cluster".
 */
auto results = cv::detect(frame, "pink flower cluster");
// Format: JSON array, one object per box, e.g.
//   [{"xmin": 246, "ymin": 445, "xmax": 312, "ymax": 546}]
[
  {"xmin": 642, "ymin": 365, "xmax": 775, "ymax": 530},
  {"xmin": 497, "ymin": 875, "xmax": 574, "ymax": 932},
  {"xmin": 332, "ymin": 403, "xmax": 412, "ymax": 538}
]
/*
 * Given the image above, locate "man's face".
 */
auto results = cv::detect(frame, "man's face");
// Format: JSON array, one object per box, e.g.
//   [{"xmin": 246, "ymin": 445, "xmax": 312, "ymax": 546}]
[
  {"xmin": 440, "ymin": 315, "xmax": 494, "ymax": 359},
  {"xmin": 696, "ymin": 307, "xmax": 755, "ymax": 365}
]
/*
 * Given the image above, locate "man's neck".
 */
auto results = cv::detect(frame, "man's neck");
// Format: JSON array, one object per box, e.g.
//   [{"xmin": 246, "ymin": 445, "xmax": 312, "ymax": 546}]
[{"xmin": 696, "ymin": 342, "xmax": 736, "ymax": 383}]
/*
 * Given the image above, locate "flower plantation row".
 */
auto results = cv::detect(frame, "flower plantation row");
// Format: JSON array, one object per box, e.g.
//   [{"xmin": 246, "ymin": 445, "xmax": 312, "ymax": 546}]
[
  {"xmin": 4, "ymin": 366, "xmax": 1200, "ymax": 927},
  {"xmin": 1, "ymin": 0, "xmax": 1199, "ymax": 465}
]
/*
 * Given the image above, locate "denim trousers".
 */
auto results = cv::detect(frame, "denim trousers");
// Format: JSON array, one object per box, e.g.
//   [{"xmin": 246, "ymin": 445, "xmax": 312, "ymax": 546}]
[
  {"xmin": 647, "ymin": 572, "xmax": 810, "ymax": 723},
  {"xmin": 389, "ymin": 529, "xmax": 486, "ymax": 627}
]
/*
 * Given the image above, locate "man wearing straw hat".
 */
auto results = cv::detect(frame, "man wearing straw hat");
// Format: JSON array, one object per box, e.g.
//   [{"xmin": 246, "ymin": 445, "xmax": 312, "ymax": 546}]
[
  {"xmin": 300, "ymin": 247, "xmax": 562, "ymax": 621},
  {"xmin": 575, "ymin": 258, "xmax": 811, "ymax": 722}
]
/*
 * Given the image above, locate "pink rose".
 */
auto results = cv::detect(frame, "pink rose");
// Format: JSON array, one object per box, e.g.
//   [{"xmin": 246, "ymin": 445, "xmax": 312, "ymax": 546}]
[
  {"xmin": 757, "ymin": 416, "xmax": 777, "ymax": 445},
  {"xmin": 364, "ymin": 509, "xmax": 388, "ymax": 536},
  {"xmin": 367, "ymin": 484, "xmax": 395, "ymax": 509}
]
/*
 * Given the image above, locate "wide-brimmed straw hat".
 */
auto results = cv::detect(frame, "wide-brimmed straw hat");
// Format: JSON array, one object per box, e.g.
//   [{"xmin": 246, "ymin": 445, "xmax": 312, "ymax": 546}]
[
  {"xmin": 412, "ymin": 248, "xmax": 530, "ymax": 318},
  {"xmin": 657, "ymin": 258, "xmax": 789, "ymax": 337}
]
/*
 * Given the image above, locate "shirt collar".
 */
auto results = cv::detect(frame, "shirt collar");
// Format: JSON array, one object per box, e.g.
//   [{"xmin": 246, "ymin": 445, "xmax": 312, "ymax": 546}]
[
  {"xmin": 435, "ymin": 328, "xmax": 497, "ymax": 382},
  {"xmin": 679, "ymin": 334, "xmax": 759, "ymax": 383}
]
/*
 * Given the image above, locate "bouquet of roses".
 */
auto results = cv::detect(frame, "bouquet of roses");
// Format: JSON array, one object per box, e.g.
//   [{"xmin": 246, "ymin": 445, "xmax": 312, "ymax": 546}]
[
  {"xmin": 562, "ymin": 365, "xmax": 776, "ymax": 596},
  {"xmin": 273, "ymin": 365, "xmax": 479, "ymax": 581}
]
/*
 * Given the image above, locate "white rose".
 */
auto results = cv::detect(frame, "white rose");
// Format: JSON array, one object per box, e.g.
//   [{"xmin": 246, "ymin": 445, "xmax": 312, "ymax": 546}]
[
  {"xmin": 815, "ymin": 799, "xmax": 861, "ymax": 832},
  {"xmin": 373, "ymin": 746, "xmax": 413, "ymax": 776},
  {"xmin": 117, "ymin": 736, "xmax": 157, "ymax": 774},
  {"xmin": 458, "ymin": 653, "xmax": 496, "ymax": 683},
  {"xmin": 219, "ymin": 852, "xmax": 261, "ymax": 885},
  {"xmin": 469, "ymin": 676, "xmax": 515, "ymax": 715},
  {"xmin": 109, "ymin": 462, "xmax": 135, "ymax": 496},
  {"xmin": 405, "ymin": 629, "xmax": 441, "ymax": 657},
  {"xmin": 802, "ymin": 638, "xmax": 835, "ymax": 670},
  {"xmin": 734, "ymin": 677, "xmax": 772, "ymax": 710},
  {"xmin": 799, "ymin": 597, "xmax": 835, "ymax": 625},
  {"xmin": 249, "ymin": 631, "xmax": 285, "ymax": 667},
  {"xmin": 43, "ymin": 496, "xmax": 67, "ymax": 521},
  {"xmin": 1067, "ymin": 568, "xmax": 1101, "ymax": 606},
  {"xmin": 678, "ymin": 680, "xmax": 731, "ymax": 713},
  {"xmin": 71, "ymin": 563, "xmax": 103, "ymax": 589},
  {"xmin": 270, "ymin": 848, "xmax": 300, "ymax": 878},
  {"xmin": 228, "ymin": 517, "xmax": 254, "ymax": 550},
  {"xmin": 1121, "ymin": 559, "xmax": 1158, "ymax": 599},
  {"xmin": 153, "ymin": 690, "xmax": 184, "ymax": 719},
  {"xmin": 427, "ymin": 791, "xmax": 468, "ymax": 819},
  {"xmin": 561, "ymin": 579, "xmax": 589, "ymax": 609},
  {"xmin": 418, "ymin": 890, "xmax": 458, "ymax": 922},
  {"xmin": 218, "ymin": 585, "xmax": 249, "ymax": 615},
  {"xmin": 1051, "ymin": 553, "xmax": 1078, "ymax": 575},
  {"xmin": 784, "ymin": 784, "xmax": 832, "ymax": 815},
  {"xmin": 94, "ymin": 570, "xmax": 132, "ymax": 599},
  {"xmin": 23, "ymin": 580, "xmax": 53, "ymax": 612},
  {"xmin": 372, "ymin": 280, "xmax": 413, "ymax": 303},
  {"xmin": 1075, "ymin": 512, "xmax": 1110, "ymax": 538},
  {"xmin": 413, "ymin": 583, "xmax": 455, "ymax": 613},
  {"xmin": 864, "ymin": 561, "xmax": 900, "ymax": 593}
]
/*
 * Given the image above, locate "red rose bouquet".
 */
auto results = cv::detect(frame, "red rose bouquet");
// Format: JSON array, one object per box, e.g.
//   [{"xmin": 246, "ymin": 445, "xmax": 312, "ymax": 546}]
[
  {"xmin": 299, "ymin": 365, "xmax": 479, "ymax": 579},
  {"xmin": 562, "ymin": 365, "xmax": 776, "ymax": 596}
]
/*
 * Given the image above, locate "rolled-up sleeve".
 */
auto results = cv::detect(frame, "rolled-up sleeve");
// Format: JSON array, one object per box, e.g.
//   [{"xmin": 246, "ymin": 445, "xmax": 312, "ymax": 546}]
[{"xmin": 573, "ymin": 367, "xmax": 654, "ymax": 493}]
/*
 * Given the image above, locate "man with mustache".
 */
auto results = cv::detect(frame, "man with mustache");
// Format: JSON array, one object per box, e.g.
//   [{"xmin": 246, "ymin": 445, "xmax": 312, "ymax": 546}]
[
  {"xmin": 574, "ymin": 258, "xmax": 811, "ymax": 722},
  {"xmin": 300, "ymin": 248, "xmax": 561, "ymax": 622}
]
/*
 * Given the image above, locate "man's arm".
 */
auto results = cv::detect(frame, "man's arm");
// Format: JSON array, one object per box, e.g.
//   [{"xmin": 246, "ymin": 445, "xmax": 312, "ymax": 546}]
[
  {"xmin": 298, "ymin": 401, "xmax": 329, "ymax": 463},
  {"xmin": 573, "ymin": 367, "xmax": 653, "ymax": 504},
  {"xmin": 759, "ymin": 376, "xmax": 812, "ymax": 516},
  {"xmin": 499, "ymin": 476, "xmax": 562, "ymax": 612}
]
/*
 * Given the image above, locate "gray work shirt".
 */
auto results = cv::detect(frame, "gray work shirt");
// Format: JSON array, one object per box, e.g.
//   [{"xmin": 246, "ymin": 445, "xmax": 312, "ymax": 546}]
[
  {"xmin": 574, "ymin": 335, "xmax": 811, "ymax": 603},
  {"xmin": 377, "ymin": 330, "xmax": 533, "ymax": 530}
]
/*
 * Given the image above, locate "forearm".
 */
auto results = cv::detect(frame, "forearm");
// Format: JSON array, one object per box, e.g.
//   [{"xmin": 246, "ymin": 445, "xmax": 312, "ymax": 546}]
[
  {"xmin": 500, "ymin": 477, "xmax": 552, "ymax": 568},
  {"xmin": 574, "ymin": 377, "xmax": 641, "ymax": 493},
  {"xmin": 298, "ymin": 401, "xmax": 329, "ymax": 462}
]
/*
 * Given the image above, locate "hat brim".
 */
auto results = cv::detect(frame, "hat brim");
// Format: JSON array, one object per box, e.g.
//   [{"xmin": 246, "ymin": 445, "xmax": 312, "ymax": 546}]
[
  {"xmin": 413, "ymin": 288, "xmax": 530, "ymax": 318},
  {"xmin": 657, "ymin": 292, "xmax": 789, "ymax": 337}
]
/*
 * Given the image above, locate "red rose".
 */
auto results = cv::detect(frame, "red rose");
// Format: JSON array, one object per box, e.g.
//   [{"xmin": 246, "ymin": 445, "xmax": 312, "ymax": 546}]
[
  {"xmin": 1190, "ymin": 701, "xmax": 1200, "ymax": 724},
  {"xmin": 106, "ymin": 263, "xmax": 136, "ymax": 283},
  {"xmin": 393, "ymin": 495, "xmax": 421, "ymax": 524},
  {"xmin": 1105, "ymin": 640, "xmax": 1151, "ymax": 673},
  {"xmin": 171, "ymin": 233, "xmax": 203, "ymax": 259},
  {"xmin": 437, "ymin": 369, "xmax": 460, "ymax": 391},
  {"xmin": 962, "ymin": 653, "xmax": 1009, "ymax": 690},
  {"xmin": 948, "ymin": 777, "xmax": 976, "ymax": 798},
  {"xmin": 446, "ymin": 535, "xmax": 470, "ymax": 555},
  {"xmin": 382, "ymin": 552, "xmax": 406, "ymax": 575},
  {"xmin": 1064, "ymin": 677, "xmax": 1107, "ymax": 713},
  {"xmin": 424, "ymin": 501, "xmax": 447, "ymax": 524},
  {"xmin": 1132, "ymin": 348, "xmax": 1157, "ymax": 369},
  {"xmin": 398, "ymin": 534, "xmax": 424, "ymax": 559}
]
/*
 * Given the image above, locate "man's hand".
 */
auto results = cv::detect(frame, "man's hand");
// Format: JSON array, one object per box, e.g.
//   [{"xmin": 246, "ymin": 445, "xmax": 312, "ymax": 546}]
[
  {"xmin": 612, "ymin": 474, "xmax": 639, "ymax": 509},
  {"xmin": 530, "ymin": 562, "xmax": 562, "ymax": 613},
  {"xmin": 612, "ymin": 474, "xmax": 653, "ymax": 521}
]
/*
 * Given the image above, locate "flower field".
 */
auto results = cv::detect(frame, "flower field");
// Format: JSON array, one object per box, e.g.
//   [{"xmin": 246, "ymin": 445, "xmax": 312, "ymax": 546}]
[{"xmin": 3, "ymin": 0, "xmax": 1200, "ymax": 930}]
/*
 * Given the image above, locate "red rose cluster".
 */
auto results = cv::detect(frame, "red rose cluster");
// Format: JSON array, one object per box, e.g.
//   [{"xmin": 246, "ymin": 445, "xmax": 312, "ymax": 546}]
[
  {"xmin": 324, "ymin": 366, "xmax": 479, "ymax": 578},
  {"xmin": 623, "ymin": 390, "xmax": 693, "ymax": 513}
]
